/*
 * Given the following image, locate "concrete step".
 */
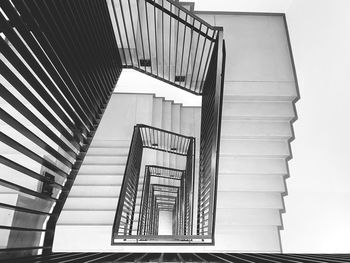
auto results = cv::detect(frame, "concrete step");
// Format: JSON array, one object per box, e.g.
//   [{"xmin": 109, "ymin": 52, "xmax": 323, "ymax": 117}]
[
  {"xmin": 222, "ymin": 101, "xmax": 295, "ymax": 121},
  {"xmin": 83, "ymin": 155, "xmax": 127, "ymax": 165},
  {"xmin": 74, "ymin": 175, "xmax": 124, "ymax": 186},
  {"xmin": 90, "ymin": 140, "xmax": 130, "ymax": 148},
  {"xmin": 152, "ymin": 97, "xmax": 163, "ymax": 129},
  {"xmin": 53, "ymin": 225, "xmax": 280, "ymax": 252},
  {"xmin": 161, "ymin": 100, "xmax": 172, "ymax": 167},
  {"xmin": 213, "ymin": 226, "xmax": 281, "ymax": 252},
  {"xmin": 218, "ymin": 174, "xmax": 285, "ymax": 192},
  {"xmin": 171, "ymin": 103, "xmax": 181, "ymax": 168},
  {"xmin": 87, "ymin": 147, "xmax": 129, "ymax": 156},
  {"xmin": 220, "ymin": 139, "xmax": 290, "ymax": 158},
  {"xmin": 216, "ymin": 208, "xmax": 282, "ymax": 226},
  {"xmin": 223, "ymin": 81, "xmax": 298, "ymax": 102},
  {"xmin": 58, "ymin": 210, "xmax": 141, "ymax": 225},
  {"xmin": 64, "ymin": 197, "xmax": 118, "ymax": 210},
  {"xmin": 58, "ymin": 210, "xmax": 115, "ymax": 225},
  {"xmin": 216, "ymin": 192, "xmax": 284, "ymax": 209},
  {"xmin": 221, "ymin": 120, "xmax": 292, "ymax": 139},
  {"xmin": 219, "ymin": 157, "xmax": 288, "ymax": 175},
  {"xmin": 69, "ymin": 185, "xmax": 121, "ymax": 197},
  {"xmin": 79, "ymin": 164, "xmax": 125, "ymax": 175},
  {"xmin": 171, "ymin": 103, "xmax": 181, "ymax": 134}
]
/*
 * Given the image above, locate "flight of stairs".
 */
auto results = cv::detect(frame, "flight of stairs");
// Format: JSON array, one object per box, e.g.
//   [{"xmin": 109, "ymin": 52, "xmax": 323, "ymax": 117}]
[
  {"xmin": 54, "ymin": 1, "xmax": 299, "ymax": 254},
  {"xmin": 53, "ymin": 92, "xmax": 201, "ymax": 251},
  {"xmin": 214, "ymin": 82, "xmax": 297, "ymax": 252}
]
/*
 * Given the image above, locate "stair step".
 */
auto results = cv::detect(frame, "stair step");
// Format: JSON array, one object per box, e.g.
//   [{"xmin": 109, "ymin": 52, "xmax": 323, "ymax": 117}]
[
  {"xmin": 69, "ymin": 185, "xmax": 121, "ymax": 197},
  {"xmin": 216, "ymin": 192, "xmax": 284, "ymax": 209},
  {"xmin": 223, "ymin": 81, "xmax": 297, "ymax": 101},
  {"xmin": 53, "ymin": 225, "xmax": 280, "ymax": 252},
  {"xmin": 222, "ymin": 101, "xmax": 295, "ymax": 121},
  {"xmin": 219, "ymin": 157, "xmax": 288, "ymax": 175},
  {"xmin": 64, "ymin": 197, "xmax": 118, "ymax": 210},
  {"xmin": 171, "ymin": 103, "xmax": 181, "ymax": 168},
  {"xmin": 216, "ymin": 208, "xmax": 282, "ymax": 226},
  {"xmin": 152, "ymin": 97, "xmax": 163, "ymax": 129},
  {"xmin": 58, "ymin": 210, "xmax": 115, "ymax": 225},
  {"xmin": 90, "ymin": 140, "xmax": 130, "ymax": 148},
  {"xmin": 214, "ymin": 226, "xmax": 281, "ymax": 252},
  {"xmin": 74, "ymin": 175, "xmax": 124, "ymax": 185},
  {"xmin": 218, "ymin": 174, "xmax": 286, "ymax": 192},
  {"xmin": 87, "ymin": 147, "xmax": 129, "ymax": 156},
  {"xmin": 161, "ymin": 100, "xmax": 172, "ymax": 167},
  {"xmin": 221, "ymin": 120, "xmax": 292, "ymax": 139},
  {"xmin": 83, "ymin": 155, "xmax": 127, "ymax": 165},
  {"xmin": 79, "ymin": 164, "xmax": 125, "ymax": 174},
  {"xmin": 220, "ymin": 139, "xmax": 290, "ymax": 158}
]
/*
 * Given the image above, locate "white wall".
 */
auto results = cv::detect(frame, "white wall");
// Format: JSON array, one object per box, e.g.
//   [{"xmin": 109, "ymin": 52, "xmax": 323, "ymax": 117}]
[
  {"xmin": 115, "ymin": 69, "xmax": 201, "ymax": 106},
  {"xmin": 194, "ymin": 0, "xmax": 292, "ymax": 13},
  {"xmin": 281, "ymin": 0, "xmax": 350, "ymax": 253}
]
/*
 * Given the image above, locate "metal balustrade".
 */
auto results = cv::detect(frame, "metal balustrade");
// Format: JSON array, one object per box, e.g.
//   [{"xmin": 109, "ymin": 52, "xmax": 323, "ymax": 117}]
[
  {"xmin": 1, "ymin": 0, "xmax": 225, "ymax": 259},
  {"xmin": 0, "ymin": 0, "xmax": 122, "ymax": 258},
  {"xmin": 112, "ymin": 125, "xmax": 196, "ymax": 244},
  {"xmin": 138, "ymin": 166, "xmax": 184, "ymax": 237},
  {"xmin": 197, "ymin": 30, "xmax": 225, "ymax": 238},
  {"xmin": 107, "ymin": 0, "xmax": 219, "ymax": 94}
]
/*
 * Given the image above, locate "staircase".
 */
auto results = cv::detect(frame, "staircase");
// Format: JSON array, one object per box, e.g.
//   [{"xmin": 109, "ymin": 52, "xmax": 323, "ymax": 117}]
[
  {"xmin": 0, "ymin": 0, "xmax": 299, "ymax": 256},
  {"xmin": 53, "ymin": 92, "xmax": 201, "ymax": 251},
  {"xmin": 214, "ymin": 84, "xmax": 297, "ymax": 252}
]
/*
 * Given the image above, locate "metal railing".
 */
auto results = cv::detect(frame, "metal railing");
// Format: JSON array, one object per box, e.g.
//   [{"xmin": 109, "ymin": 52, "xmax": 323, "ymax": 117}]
[
  {"xmin": 1, "ymin": 0, "xmax": 224, "ymax": 258},
  {"xmin": 0, "ymin": 0, "xmax": 121, "ymax": 258},
  {"xmin": 197, "ymin": 29, "xmax": 225, "ymax": 238},
  {"xmin": 138, "ymin": 166, "xmax": 185, "ymax": 238},
  {"xmin": 112, "ymin": 125, "xmax": 196, "ymax": 243},
  {"xmin": 113, "ymin": 126, "xmax": 144, "ymax": 236},
  {"xmin": 107, "ymin": 0, "xmax": 219, "ymax": 94}
]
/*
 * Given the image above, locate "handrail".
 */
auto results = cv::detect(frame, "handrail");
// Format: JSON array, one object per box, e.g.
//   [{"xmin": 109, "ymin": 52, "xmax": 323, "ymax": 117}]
[
  {"xmin": 107, "ymin": 0, "xmax": 219, "ymax": 94},
  {"xmin": 197, "ymin": 29, "xmax": 225, "ymax": 238},
  {"xmin": 112, "ymin": 126, "xmax": 143, "ymax": 237},
  {"xmin": 137, "ymin": 124, "xmax": 193, "ymax": 155},
  {"xmin": 112, "ymin": 125, "xmax": 196, "ymax": 243},
  {"xmin": 0, "ymin": 0, "xmax": 121, "ymax": 258},
  {"xmin": 147, "ymin": 165, "xmax": 184, "ymax": 180}
]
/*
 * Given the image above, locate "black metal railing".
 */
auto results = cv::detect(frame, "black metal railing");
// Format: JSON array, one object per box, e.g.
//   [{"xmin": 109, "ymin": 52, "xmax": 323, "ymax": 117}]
[
  {"xmin": 107, "ymin": 0, "xmax": 219, "ymax": 94},
  {"xmin": 197, "ymin": 29, "xmax": 225, "ymax": 238},
  {"xmin": 113, "ymin": 126, "xmax": 143, "ymax": 236},
  {"xmin": 138, "ymin": 124, "xmax": 193, "ymax": 155},
  {"xmin": 112, "ymin": 125, "xmax": 196, "ymax": 243},
  {"xmin": 1, "ymin": 0, "xmax": 224, "ymax": 258},
  {"xmin": 138, "ymin": 166, "xmax": 184, "ymax": 238},
  {"xmin": 0, "ymin": 0, "xmax": 121, "ymax": 258}
]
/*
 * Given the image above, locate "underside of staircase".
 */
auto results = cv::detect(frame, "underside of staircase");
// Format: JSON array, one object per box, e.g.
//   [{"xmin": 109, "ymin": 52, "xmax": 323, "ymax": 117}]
[
  {"xmin": 0, "ymin": 0, "xmax": 300, "ymax": 259},
  {"xmin": 54, "ymin": 92, "xmax": 201, "ymax": 251}
]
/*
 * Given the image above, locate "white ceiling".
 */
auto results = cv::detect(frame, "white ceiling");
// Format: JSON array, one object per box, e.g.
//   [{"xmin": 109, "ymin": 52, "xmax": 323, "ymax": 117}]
[{"xmin": 193, "ymin": 0, "xmax": 293, "ymax": 13}]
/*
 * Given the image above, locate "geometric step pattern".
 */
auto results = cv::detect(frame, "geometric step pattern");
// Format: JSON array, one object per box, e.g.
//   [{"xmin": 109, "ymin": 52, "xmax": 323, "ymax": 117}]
[
  {"xmin": 54, "ymin": 92, "xmax": 200, "ymax": 250},
  {"xmin": 55, "ymin": 3, "xmax": 299, "ymax": 254}
]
